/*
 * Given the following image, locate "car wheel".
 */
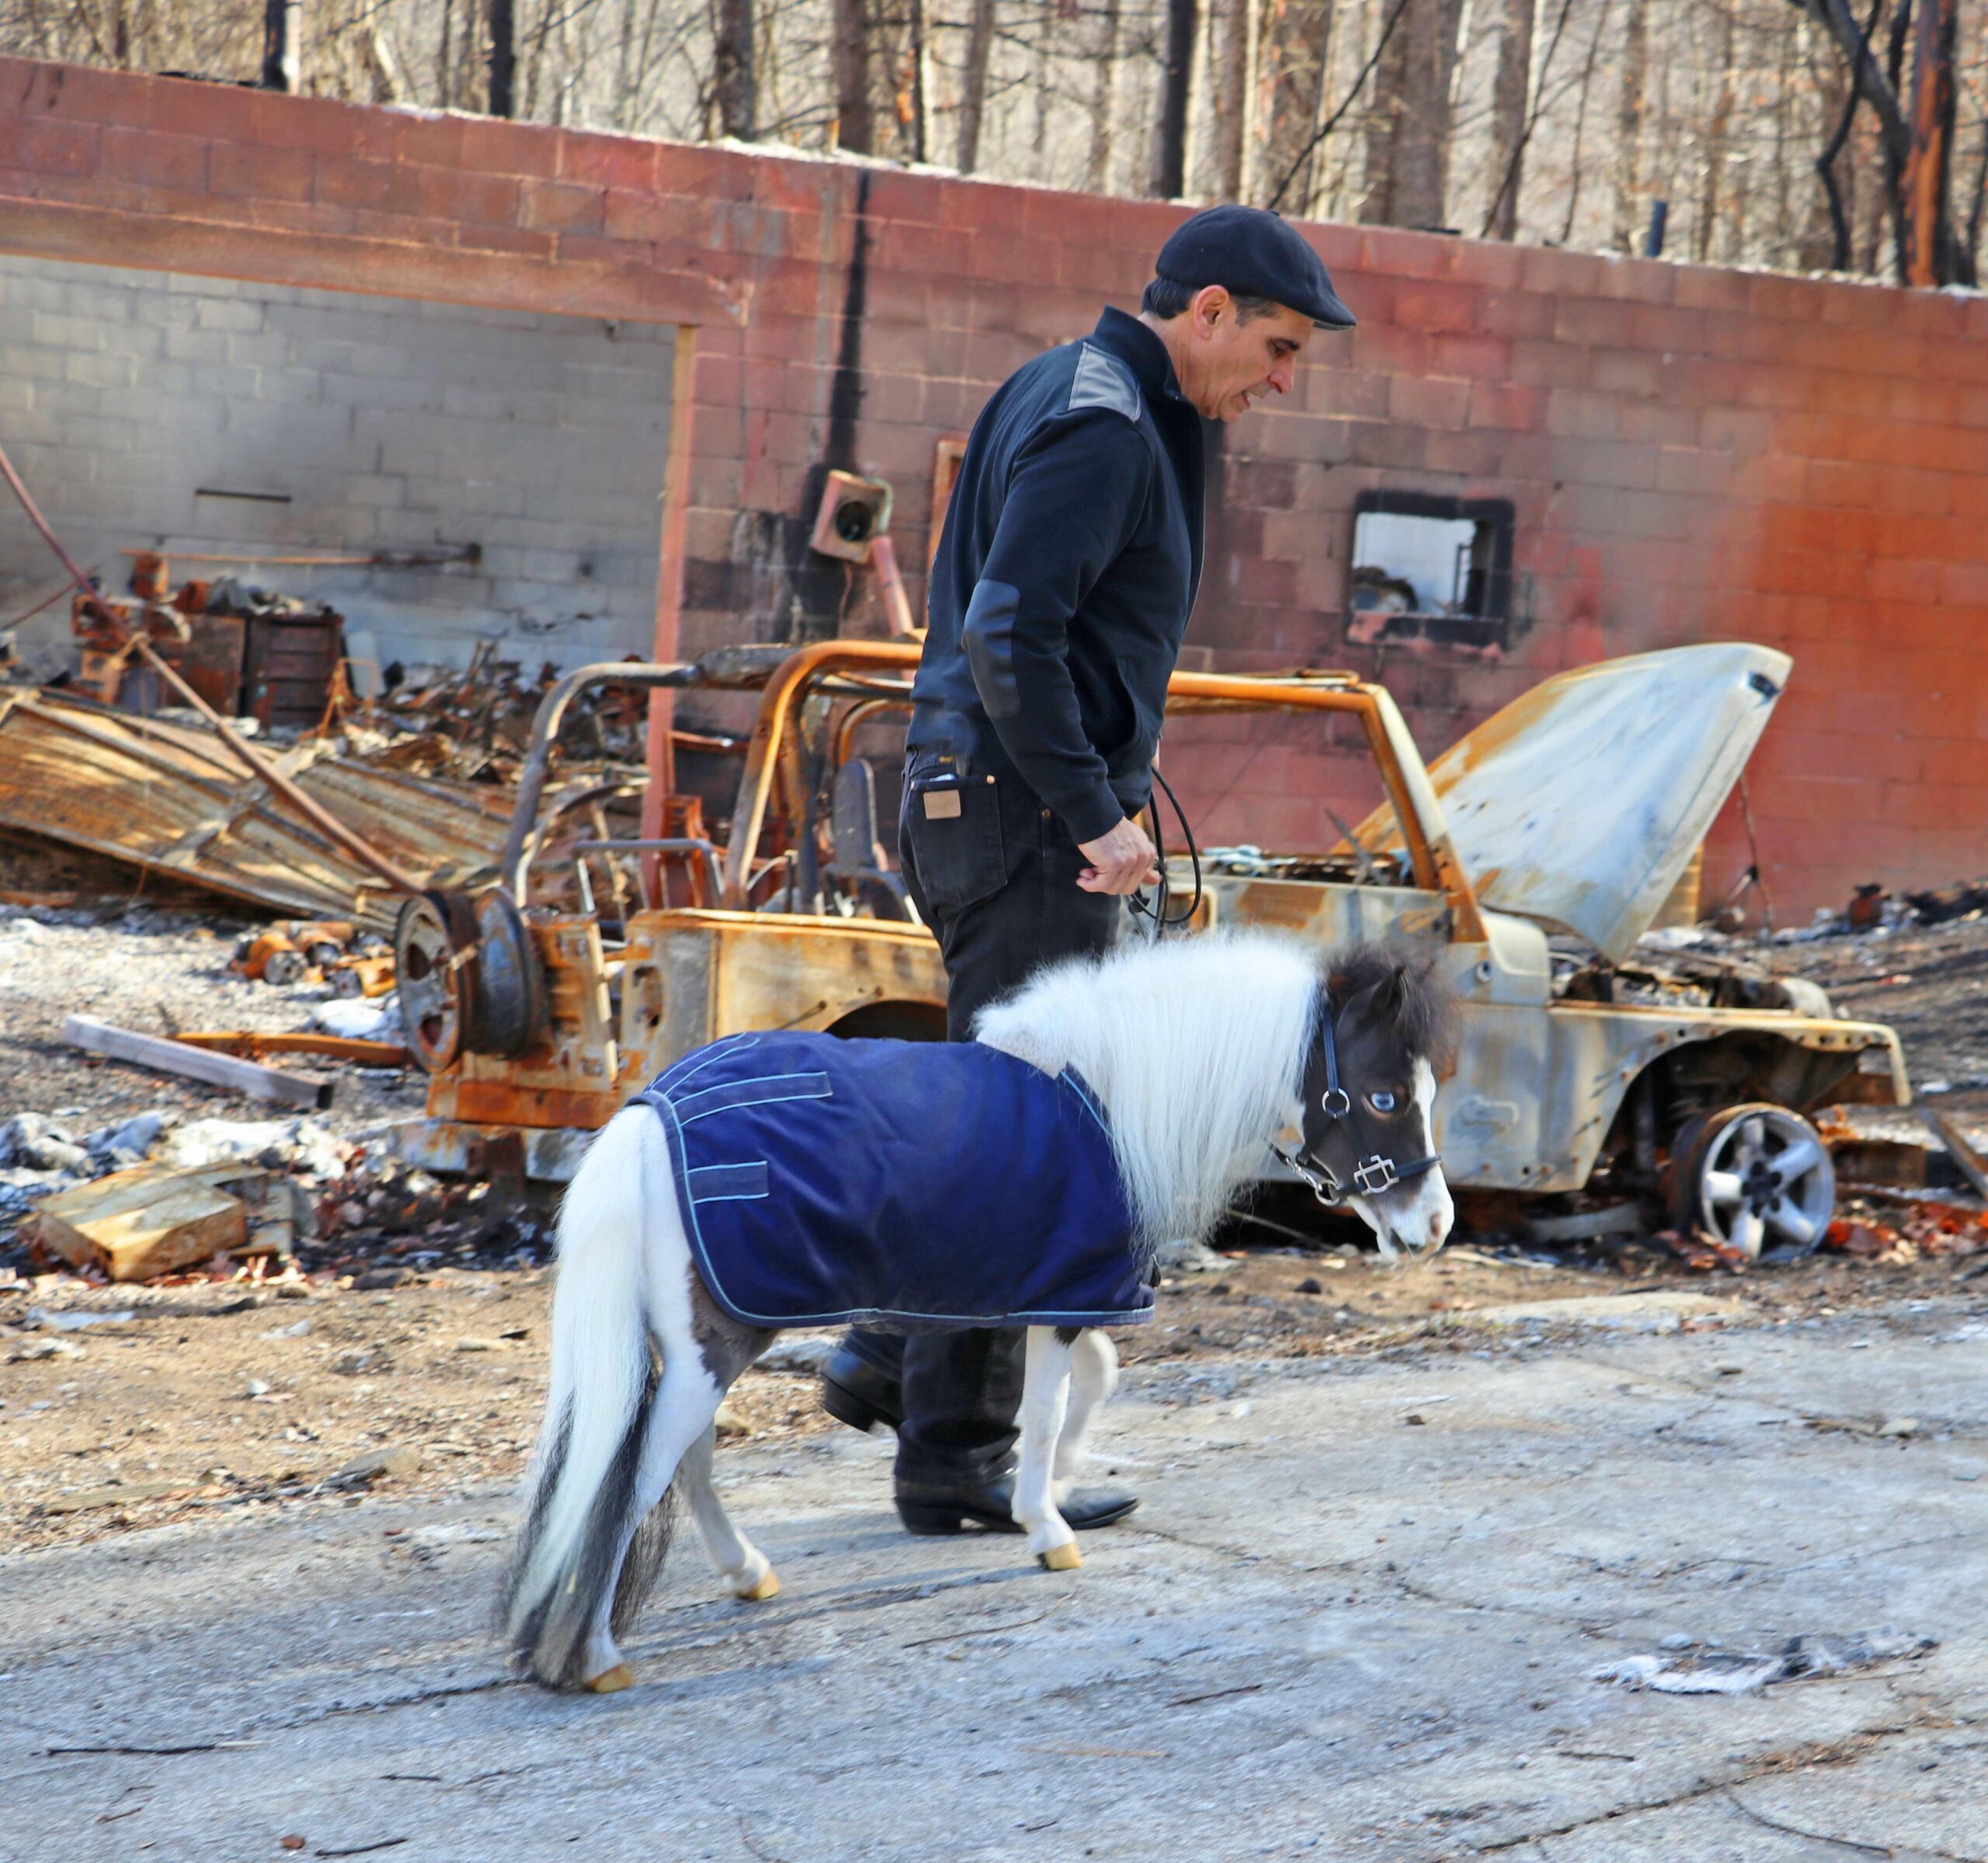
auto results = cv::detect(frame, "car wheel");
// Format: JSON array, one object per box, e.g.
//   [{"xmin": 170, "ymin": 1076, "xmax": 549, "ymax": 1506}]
[{"xmin": 1670, "ymin": 1103, "xmax": 1836, "ymax": 1259}]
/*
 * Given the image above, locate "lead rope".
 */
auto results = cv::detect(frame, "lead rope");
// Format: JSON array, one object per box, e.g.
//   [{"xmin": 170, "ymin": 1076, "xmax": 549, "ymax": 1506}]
[{"xmin": 1128, "ymin": 763, "xmax": 1202, "ymax": 937}]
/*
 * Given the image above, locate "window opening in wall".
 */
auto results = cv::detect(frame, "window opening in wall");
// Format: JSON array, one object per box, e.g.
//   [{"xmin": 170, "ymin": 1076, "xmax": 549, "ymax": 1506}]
[{"xmin": 1345, "ymin": 491, "xmax": 1517, "ymax": 651}]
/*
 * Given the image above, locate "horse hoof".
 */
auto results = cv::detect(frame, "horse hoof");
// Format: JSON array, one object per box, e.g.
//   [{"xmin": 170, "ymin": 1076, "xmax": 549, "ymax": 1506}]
[
  {"xmin": 740, "ymin": 1568, "xmax": 780, "ymax": 1602},
  {"xmin": 583, "ymin": 1663, "xmax": 635, "ymax": 1694},
  {"xmin": 1037, "ymin": 1541, "xmax": 1082, "ymax": 1572}
]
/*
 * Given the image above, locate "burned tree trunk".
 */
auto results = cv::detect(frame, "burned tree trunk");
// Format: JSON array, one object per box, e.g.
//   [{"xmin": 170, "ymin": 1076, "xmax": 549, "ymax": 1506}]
[
  {"xmin": 1361, "ymin": 0, "xmax": 1465, "ymax": 229},
  {"xmin": 1087, "ymin": 0, "xmax": 1124, "ymax": 190},
  {"xmin": 1211, "ymin": 0, "xmax": 1252, "ymax": 200},
  {"xmin": 1795, "ymin": 0, "xmax": 1970, "ymax": 285},
  {"xmin": 957, "ymin": 0, "xmax": 995, "ymax": 172},
  {"xmin": 1151, "ymin": 0, "xmax": 1197, "ymax": 196},
  {"xmin": 1612, "ymin": 0, "xmax": 1646, "ymax": 250},
  {"xmin": 262, "ymin": 0, "xmax": 301, "ymax": 92},
  {"xmin": 715, "ymin": 0, "xmax": 756, "ymax": 138},
  {"xmin": 1903, "ymin": 0, "xmax": 1961, "ymax": 284},
  {"xmin": 489, "ymin": 0, "xmax": 516, "ymax": 117},
  {"xmin": 1255, "ymin": 0, "xmax": 1334, "ymax": 212},
  {"xmin": 834, "ymin": 0, "xmax": 874, "ymax": 154},
  {"xmin": 1484, "ymin": 0, "xmax": 1535, "ymax": 240}
]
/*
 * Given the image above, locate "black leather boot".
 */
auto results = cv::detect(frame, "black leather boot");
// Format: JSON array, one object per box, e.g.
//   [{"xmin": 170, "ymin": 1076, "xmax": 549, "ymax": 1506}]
[
  {"xmin": 895, "ymin": 1475, "xmax": 1139, "ymax": 1536},
  {"xmin": 819, "ymin": 1343, "xmax": 904, "ymax": 1434}
]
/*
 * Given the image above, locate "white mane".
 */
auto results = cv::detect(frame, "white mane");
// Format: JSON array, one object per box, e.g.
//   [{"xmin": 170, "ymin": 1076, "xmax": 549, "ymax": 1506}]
[{"xmin": 974, "ymin": 930, "xmax": 1322, "ymax": 1254}]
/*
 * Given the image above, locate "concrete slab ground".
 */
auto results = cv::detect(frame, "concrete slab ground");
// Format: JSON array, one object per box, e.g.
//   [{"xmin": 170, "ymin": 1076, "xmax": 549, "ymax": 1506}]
[{"xmin": 3, "ymin": 1295, "xmax": 1985, "ymax": 1863}]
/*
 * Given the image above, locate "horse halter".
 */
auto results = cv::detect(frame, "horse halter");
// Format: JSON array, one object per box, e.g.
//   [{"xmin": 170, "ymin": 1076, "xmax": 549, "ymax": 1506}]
[{"xmin": 1271, "ymin": 999, "xmax": 1441, "ymax": 1208}]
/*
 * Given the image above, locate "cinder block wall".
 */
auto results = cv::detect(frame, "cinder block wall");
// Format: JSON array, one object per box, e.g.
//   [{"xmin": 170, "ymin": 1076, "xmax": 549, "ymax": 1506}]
[
  {"xmin": 0, "ymin": 56, "xmax": 1983, "ymax": 915},
  {"xmin": 0, "ymin": 254, "xmax": 674, "ymax": 671}
]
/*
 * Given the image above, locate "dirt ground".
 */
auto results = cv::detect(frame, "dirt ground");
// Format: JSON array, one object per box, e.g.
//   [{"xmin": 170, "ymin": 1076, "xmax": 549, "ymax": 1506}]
[
  {"xmin": 5, "ymin": 838, "xmax": 1988, "ymax": 1557},
  {"xmin": 7, "ymin": 1225, "xmax": 1986, "ymax": 1556}
]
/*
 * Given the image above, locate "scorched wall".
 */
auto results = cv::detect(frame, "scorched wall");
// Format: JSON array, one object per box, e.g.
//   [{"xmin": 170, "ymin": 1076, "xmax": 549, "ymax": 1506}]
[{"xmin": 0, "ymin": 55, "xmax": 1982, "ymax": 917}]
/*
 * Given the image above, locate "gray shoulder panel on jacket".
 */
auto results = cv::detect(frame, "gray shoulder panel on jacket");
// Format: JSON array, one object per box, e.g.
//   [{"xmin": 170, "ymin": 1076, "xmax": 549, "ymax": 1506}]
[{"xmin": 1068, "ymin": 344, "xmax": 1143, "ymax": 423}]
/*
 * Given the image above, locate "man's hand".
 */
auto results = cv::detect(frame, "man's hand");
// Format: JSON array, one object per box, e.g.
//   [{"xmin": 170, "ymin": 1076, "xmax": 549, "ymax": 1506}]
[{"xmin": 1077, "ymin": 817, "xmax": 1160, "ymax": 895}]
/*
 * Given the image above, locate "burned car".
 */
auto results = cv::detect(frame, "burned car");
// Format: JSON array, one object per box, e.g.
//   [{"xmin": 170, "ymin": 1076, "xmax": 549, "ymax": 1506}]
[{"xmin": 396, "ymin": 640, "xmax": 1905, "ymax": 1257}]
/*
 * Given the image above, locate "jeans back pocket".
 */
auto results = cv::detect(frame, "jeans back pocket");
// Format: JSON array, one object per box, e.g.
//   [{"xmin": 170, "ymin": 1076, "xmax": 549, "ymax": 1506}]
[{"xmin": 902, "ymin": 768, "xmax": 1008, "ymax": 917}]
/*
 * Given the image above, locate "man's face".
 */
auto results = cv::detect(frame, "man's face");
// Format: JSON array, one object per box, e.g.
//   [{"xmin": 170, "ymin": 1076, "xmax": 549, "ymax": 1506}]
[{"xmin": 1176, "ymin": 288, "xmax": 1313, "ymax": 423}]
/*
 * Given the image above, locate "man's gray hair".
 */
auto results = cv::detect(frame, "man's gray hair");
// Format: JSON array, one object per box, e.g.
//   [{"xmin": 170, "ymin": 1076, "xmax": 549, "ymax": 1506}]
[{"xmin": 1140, "ymin": 275, "xmax": 1283, "ymax": 322}]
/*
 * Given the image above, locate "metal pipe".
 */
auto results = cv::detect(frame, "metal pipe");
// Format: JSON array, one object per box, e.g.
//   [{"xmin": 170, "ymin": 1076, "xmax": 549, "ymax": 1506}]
[
  {"xmin": 722, "ymin": 640, "xmax": 924, "ymax": 905},
  {"xmin": 720, "ymin": 643, "xmax": 1489, "ymax": 939},
  {"xmin": 131, "ymin": 638, "xmax": 427, "ymax": 896},
  {"xmin": 832, "ymin": 696, "xmax": 913, "ymax": 771},
  {"xmin": 572, "ymin": 838, "xmax": 725, "ymax": 906},
  {"xmin": 499, "ymin": 662, "xmax": 693, "ymax": 897}
]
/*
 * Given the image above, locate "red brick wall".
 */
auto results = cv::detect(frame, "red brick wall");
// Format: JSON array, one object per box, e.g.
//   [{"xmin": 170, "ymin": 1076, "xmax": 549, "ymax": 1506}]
[{"xmin": 2, "ymin": 55, "xmax": 1983, "ymax": 920}]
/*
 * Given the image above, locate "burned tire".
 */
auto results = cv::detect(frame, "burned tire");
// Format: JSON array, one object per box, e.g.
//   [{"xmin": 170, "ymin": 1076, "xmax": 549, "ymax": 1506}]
[{"xmin": 1669, "ymin": 1103, "xmax": 1835, "ymax": 1260}]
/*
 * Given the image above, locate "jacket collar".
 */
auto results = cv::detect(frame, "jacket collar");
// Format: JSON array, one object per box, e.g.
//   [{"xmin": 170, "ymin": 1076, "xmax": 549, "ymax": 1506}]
[{"xmin": 1090, "ymin": 306, "xmax": 1190, "ymax": 407}]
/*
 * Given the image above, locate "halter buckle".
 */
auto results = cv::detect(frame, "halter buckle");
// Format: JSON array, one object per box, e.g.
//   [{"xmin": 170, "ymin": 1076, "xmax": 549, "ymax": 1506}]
[
  {"xmin": 1352, "ymin": 1155, "xmax": 1399, "ymax": 1197},
  {"xmin": 1271, "ymin": 1139, "xmax": 1344, "ymax": 1207}
]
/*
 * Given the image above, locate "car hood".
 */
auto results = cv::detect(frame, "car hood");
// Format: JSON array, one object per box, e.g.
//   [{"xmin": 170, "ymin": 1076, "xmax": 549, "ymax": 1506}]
[{"xmin": 1356, "ymin": 643, "xmax": 1792, "ymax": 962}]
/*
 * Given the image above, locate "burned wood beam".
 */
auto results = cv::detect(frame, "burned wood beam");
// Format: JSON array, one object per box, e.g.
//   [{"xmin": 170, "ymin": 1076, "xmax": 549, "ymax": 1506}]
[{"xmin": 64, "ymin": 1016, "xmax": 335, "ymax": 1111}]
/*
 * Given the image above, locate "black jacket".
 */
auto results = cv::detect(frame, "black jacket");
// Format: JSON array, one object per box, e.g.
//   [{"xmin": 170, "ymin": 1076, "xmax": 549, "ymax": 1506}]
[{"xmin": 907, "ymin": 308, "xmax": 1204, "ymax": 846}]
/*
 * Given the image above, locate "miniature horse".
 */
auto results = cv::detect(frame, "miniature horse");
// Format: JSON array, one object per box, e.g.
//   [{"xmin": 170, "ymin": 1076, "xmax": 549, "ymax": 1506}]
[{"xmin": 501, "ymin": 932, "xmax": 1453, "ymax": 1692}]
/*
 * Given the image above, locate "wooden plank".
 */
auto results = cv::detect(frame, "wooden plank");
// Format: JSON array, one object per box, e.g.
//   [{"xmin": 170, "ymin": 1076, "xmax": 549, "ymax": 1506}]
[
  {"xmin": 174, "ymin": 1031, "xmax": 408, "ymax": 1066},
  {"xmin": 34, "ymin": 1164, "xmax": 262, "ymax": 1281},
  {"xmin": 1920, "ymin": 1108, "xmax": 1988, "ymax": 1203},
  {"xmin": 63, "ymin": 1015, "xmax": 333, "ymax": 1110}
]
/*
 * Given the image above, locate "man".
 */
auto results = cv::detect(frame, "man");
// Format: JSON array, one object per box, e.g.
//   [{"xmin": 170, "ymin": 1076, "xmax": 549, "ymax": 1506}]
[{"xmin": 820, "ymin": 204, "xmax": 1357, "ymax": 1536}]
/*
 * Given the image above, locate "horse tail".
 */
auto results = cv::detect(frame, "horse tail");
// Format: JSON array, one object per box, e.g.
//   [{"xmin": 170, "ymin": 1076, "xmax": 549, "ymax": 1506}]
[{"xmin": 500, "ymin": 1105, "xmax": 676, "ymax": 1688}]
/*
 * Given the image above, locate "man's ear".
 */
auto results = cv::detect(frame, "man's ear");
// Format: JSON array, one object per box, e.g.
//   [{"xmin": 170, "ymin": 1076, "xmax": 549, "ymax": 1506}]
[{"xmin": 1192, "ymin": 283, "xmax": 1232, "ymax": 334}]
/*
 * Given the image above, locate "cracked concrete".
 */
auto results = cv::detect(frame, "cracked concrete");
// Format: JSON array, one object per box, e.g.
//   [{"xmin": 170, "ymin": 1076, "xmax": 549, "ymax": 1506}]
[{"xmin": 3, "ymin": 1297, "xmax": 1986, "ymax": 1862}]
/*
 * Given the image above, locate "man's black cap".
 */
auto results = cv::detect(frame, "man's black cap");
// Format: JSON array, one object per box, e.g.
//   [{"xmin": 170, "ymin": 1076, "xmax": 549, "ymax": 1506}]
[{"xmin": 1154, "ymin": 204, "xmax": 1357, "ymax": 330}]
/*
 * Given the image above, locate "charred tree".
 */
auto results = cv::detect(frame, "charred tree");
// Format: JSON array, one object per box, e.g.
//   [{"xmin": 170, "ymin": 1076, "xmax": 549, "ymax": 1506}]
[
  {"xmin": 958, "ymin": 0, "xmax": 996, "ymax": 172},
  {"xmin": 714, "ymin": 0, "xmax": 756, "ymax": 137},
  {"xmin": 1255, "ymin": 0, "xmax": 1334, "ymax": 211},
  {"xmin": 1087, "ymin": 0, "xmax": 1124, "ymax": 190},
  {"xmin": 490, "ymin": 0, "xmax": 517, "ymax": 117},
  {"xmin": 262, "ymin": 0, "xmax": 301, "ymax": 92},
  {"xmin": 834, "ymin": 0, "xmax": 874, "ymax": 154},
  {"xmin": 1790, "ymin": 0, "xmax": 1972, "ymax": 284},
  {"xmin": 1151, "ymin": 0, "xmax": 1198, "ymax": 196},
  {"xmin": 1612, "ymin": 0, "xmax": 1647, "ymax": 250},
  {"xmin": 1361, "ymin": 0, "xmax": 1465, "ymax": 230},
  {"xmin": 1211, "ymin": 0, "xmax": 1251, "ymax": 199},
  {"xmin": 1484, "ymin": 0, "xmax": 1536, "ymax": 240}
]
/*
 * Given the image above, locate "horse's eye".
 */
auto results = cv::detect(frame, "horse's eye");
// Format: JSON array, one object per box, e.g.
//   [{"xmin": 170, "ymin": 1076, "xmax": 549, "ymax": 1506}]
[{"xmin": 1368, "ymin": 1090, "xmax": 1397, "ymax": 1114}]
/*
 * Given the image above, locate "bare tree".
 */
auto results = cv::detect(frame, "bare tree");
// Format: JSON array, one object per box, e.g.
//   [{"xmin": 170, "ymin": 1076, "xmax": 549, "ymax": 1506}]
[
  {"xmin": 1792, "ymin": 0, "xmax": 1972, "ymax": 283},
  {"xmin": 1254, "ymin": 0, "xmax": 1335, "ymax": 210},
  {"xmin": 491, "ymin": 0, "xmax": 516, "ymax": 115},
  {"xmin": 1361, "ymin": 0, "xmax": 1465, "ymax": 229},
  {"xmin": 1484, "ymin": 0, "xmax": 1535, "ymax": 238},
  {"xmin": 1694, "ymin": 1, "xmax": 1739, "ymax": 261},
  {"xmin": 1210, "ymin": 0, "xmax": 1249, "ymax": 197},
  {"xmin": 957, "ymin": 0, "xmax": 995, "ymax": 169},
  {"xmin": 715, "ymin": 0, "xmax": 756, "ymax": 135},
  {"xmin": 264, "ymin": 0, "xmax": 301, "ymax": 90},
  {"xmin": 1612, "ymin": 0, "xmax": 1647, "ymax": 249},
  {"xmin": 1152, "ymin": 0, "xmax": 1197, "ymax": 195},
  {"xmin": 834, "ymin": 0, "xmax": 874, "ymax": 151},
  {"xmin": 1086, "ymin": 0, "xmax": 1124, "ymax": 189}
]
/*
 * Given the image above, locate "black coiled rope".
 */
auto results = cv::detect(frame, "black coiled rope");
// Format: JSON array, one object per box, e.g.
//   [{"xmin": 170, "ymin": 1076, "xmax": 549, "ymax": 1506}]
[{"xmin": 1128, "ymin": 763, "xmax": 1202, "ymax": 936}]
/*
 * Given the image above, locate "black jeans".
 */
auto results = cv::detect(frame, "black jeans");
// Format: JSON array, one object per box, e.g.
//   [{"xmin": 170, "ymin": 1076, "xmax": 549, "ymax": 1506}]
[{"xmin": 842, "ymin": 752, "xmax": 1123, "ymax": 1486}]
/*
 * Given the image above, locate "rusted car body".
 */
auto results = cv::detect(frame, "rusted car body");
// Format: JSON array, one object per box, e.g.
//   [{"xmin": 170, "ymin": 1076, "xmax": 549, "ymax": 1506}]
[{"xmin": 396, "ymin": 638, "xmax": 1906, "ymax": 1246}]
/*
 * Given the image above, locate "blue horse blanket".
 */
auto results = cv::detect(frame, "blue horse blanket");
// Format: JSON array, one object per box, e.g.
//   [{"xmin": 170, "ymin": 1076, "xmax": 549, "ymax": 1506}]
[{"xmin": 634, "ymin": 1031, "xmax": 1151, "ymax": 1330}]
